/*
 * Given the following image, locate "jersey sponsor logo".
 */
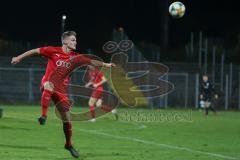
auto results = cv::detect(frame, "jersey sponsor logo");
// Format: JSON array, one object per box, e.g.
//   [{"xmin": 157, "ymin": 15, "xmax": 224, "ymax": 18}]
[{"xmin": 56, "ymin": 60, "xmax": 71, "ymax": 68}]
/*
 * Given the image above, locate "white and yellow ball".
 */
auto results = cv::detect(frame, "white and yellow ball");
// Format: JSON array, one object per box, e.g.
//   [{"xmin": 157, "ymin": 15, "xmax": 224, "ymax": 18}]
[{"xmin": 169, "ymin": 1, "xmax": 186, "ymax": 18}]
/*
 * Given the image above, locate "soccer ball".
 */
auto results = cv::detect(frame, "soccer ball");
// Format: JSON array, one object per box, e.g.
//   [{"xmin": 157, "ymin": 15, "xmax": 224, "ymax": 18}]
[{"xmin": 169, "ymin": 1, "xmax": 186, "ymax": 18}]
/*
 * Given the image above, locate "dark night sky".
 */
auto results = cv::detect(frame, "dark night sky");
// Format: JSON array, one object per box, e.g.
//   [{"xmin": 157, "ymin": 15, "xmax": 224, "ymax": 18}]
[{"xmin": 0, "ymin": 0, "xmax": 239, "ymax": 50}]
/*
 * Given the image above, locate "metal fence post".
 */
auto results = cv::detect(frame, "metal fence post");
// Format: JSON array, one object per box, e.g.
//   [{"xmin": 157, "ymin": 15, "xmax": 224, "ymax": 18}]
[
  {"xmin": 212, "ymin": 46, "xmax": 216, "ymax": 83},
  {"xmin": 198, "ymin": 31, "xmax": 203, "ymax": 68},
  {"xmin": 225, "ymin": 74, "xmax": 229, "ymax": 110},
  {"xmin": 229, "ymin": 63, "xmax": 233, "ymax": 100},
  {"xmin": 195, "ymin": 73, "xmax": 199, "ymax": 109},
  {"xmin": 220, "ymin": 53, "xmax": 225, "ymax": 92},
  {"xmin": 204, "ymin": 38, "xmax": 208, "ymax": 74},
  {"xmin": 164, "ymin": 74, "xmax": 169, "ymax": 108},
  {"xmin": 28, "ymin": 68, "xmax": 34, "ymax": 103},
  {"xmin": 185, "ymin": 73, "xmax": 189, "ymax": 108}
]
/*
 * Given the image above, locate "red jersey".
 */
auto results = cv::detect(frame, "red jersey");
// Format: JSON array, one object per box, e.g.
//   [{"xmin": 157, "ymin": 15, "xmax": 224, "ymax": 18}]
[
  {"xmin": 45, "ymin": 52, "xmax": 91, "ymax": 94},
  {"xmin": 88, "ymin": 69, "xmax": 104, "ymax": 88},
  {"xmin": 39, "ymin": 46, "xmax": 76, "ymax": 85}
]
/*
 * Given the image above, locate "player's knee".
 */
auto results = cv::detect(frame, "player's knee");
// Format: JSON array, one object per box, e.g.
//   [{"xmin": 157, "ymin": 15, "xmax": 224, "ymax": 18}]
[
  {"xmin": 96, "ymin": 100, "xmax": 102, "ymax": 108},
  {"xmin": 88, "ymin": 99, "xmax": 95, "ymax": 106},
  {"xmin": 43, "ymin": 81, "xmax": 54, "ymax": 91}
]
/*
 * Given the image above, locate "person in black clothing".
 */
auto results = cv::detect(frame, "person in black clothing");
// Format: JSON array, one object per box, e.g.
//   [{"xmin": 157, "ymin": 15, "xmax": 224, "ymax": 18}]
[{"xmin": 199, "ymin": 75, "xmax": 218, "ymax": 116}]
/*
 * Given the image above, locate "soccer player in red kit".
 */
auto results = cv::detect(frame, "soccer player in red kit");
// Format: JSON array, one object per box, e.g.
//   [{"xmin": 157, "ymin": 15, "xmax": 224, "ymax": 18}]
[
  {"xmin": 11, "ymin": 31, "xmax": 115, "ymax": 158},
  {"xmin": 85, "ymin": 65, "xmax": 118, "ymax": 122},
  {"xmin": 39, "ymin": 49, "xmax": 75, "ymax": 123}
]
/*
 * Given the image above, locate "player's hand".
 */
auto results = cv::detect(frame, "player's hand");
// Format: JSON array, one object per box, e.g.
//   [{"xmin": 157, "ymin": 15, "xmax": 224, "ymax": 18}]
[
  {"xmin": 11, "ymin": 56, "xmax": 21, "ymax": 64},
  {"xmin": 104, "ymin": 63, "xmax": 116, "ymax": 68},
  {"xmin": 200, "ymin": 94, "xmax": 203, "ymax": 100},
  {"xmin": 85, "ymin": 82, "xmax": 92, "ymax": 87},
  {"xmin": 93, "ymin": 84, "xmax": 98, "ymax": 88},
  {"xmin": 215, "ymin": 94, "xmax": 218, "ymax": 99}
]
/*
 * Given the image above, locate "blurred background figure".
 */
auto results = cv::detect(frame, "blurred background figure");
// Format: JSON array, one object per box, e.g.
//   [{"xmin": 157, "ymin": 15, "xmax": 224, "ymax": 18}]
[{"xmin": 199, "ymin": 74, "xmax": 218, "ymax": 116}]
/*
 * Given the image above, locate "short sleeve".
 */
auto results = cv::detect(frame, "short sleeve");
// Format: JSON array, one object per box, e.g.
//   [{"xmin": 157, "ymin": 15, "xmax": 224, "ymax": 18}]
[{"xmin": 39, "ymin": 46, "xmax": 55, "ymax": 57}]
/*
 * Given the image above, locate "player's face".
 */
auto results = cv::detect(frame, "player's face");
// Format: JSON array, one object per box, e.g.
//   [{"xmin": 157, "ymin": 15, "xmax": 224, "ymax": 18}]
[
  {"xmin": 203, "ymin": 76, "xmax": 208, "ymax": 82},
  {"xmin": 64, "ymin": 35, "xmax": 77, "ymax": 50}
]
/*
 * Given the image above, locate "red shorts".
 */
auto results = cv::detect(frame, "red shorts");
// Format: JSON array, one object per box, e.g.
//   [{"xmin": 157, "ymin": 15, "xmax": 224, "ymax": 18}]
[
  {"xmin": 40, "ymin": 79, "xmax": 71, "ymax": 112},
  {"xmin": 91, "ymin": 87, "xmax": 103, "ymax": 99},
  {"xmin": 51, "ymin": 92, "xmax": 72, "ymax": 112}
]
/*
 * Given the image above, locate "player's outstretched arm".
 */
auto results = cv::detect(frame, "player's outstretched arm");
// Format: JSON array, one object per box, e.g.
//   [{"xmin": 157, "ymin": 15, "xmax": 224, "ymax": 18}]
[
  {"xmin": 90, "ymin": 59, "xmax": 115, "ymax": 68},
  {"xmin": 85, "ymin": 82, "xmax": 93, "ymax": 87},
  {"xmin": 11, "ymin": 48, "xmax": 40, "ymax": 64}
]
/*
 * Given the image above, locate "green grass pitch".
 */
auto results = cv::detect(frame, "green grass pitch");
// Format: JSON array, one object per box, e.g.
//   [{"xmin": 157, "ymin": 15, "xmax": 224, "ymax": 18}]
[{"xmin": 0, "ymin": 105, "xmax": 240, "ymax": 160}]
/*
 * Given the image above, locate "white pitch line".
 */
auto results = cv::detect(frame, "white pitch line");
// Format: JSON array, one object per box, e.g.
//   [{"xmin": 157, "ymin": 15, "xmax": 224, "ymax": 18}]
[
  {"xmin": 78, "ymin": 128, "xmax": 239, "ymax": 160},
  {"xmin": 116, "ymin": 120, "xmax": 147, "ymax": 130},
  {"xmin": 5, "ymin": 115, "xmax": 238, "ymax": 160}
]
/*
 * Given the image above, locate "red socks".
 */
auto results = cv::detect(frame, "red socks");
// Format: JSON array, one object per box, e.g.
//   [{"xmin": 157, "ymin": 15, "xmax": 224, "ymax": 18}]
[
  {"xmin": 63, "ymin": 122, "xmax": 72, "ymax": 147},
  {"xmin": 89, "ymin": 105, "xmax": 96, "ymax": 118},
  {"xmin": 41, "ymin": 89, "xmax": 53, "ymax": 117}
]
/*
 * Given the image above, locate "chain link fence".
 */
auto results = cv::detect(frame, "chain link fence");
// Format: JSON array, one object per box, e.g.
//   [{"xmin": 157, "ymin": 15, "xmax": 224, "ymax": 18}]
[{"xmin": 0, "ymin": 61, "xmax": 239, "ymax": 110}]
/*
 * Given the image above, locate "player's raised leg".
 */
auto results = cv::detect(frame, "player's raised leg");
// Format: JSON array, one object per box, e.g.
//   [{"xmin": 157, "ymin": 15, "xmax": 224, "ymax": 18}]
[
  {"xmin": 88, "ymin": 97, "xmax": 97, "ymax": 122},
  {"xmin": 39, "ymin": 81, "xmax": 54, "ymax": 125}
]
